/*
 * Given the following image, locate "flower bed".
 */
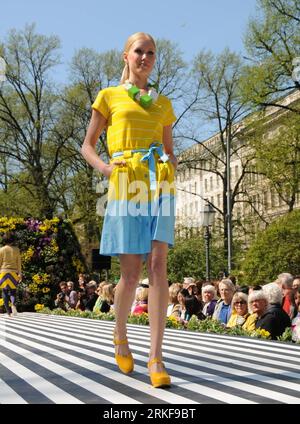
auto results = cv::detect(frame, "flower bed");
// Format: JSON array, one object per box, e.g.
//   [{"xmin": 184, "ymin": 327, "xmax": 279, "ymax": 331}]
[{"xmin": 0, "ymin": 217, "xmax": 87, "ymax": 311}]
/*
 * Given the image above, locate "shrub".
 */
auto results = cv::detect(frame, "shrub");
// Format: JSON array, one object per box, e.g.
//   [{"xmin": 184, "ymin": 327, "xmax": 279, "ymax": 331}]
[{"xmin": 241, "ymin": 210, "xmax": 300, "ymax": 285}]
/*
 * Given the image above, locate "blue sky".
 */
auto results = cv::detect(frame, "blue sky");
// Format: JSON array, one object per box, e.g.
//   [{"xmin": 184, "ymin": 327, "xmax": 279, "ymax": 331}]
[{"xmin": 0, "ymin": 0, "xmax": 258, "ymax": 83}]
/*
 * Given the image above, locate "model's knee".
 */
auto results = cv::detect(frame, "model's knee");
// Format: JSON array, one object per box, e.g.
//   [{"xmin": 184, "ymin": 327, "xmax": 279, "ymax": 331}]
[
  {"xmin": 121, "ymin": 274, "xmax": 139, "ymax": 289},
  {"xmin": 148, "ymin": 258, "xmax": 166, "ymax": 277}
]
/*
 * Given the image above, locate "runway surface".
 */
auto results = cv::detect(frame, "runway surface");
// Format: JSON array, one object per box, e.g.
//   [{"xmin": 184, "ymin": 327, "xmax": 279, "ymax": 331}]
[{"xmin": 0, "ymin": 312, "xmax": 300, "ymax": 404}]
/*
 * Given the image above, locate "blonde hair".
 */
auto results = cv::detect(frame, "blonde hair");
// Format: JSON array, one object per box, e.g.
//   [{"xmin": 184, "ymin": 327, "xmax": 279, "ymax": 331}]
[
  {"xmin": 169, "ymin": 283, "xmax": 182, "ymax": 304},
  {"xmin": 120, "ymin": 32, "xmax": 156, "ymax": 84},
  {"xmin": 138, "ymin": 287, "xmax": 149, "ymax": 302},
  {"xmin": 102, "ymin": 284, "xmax": 114, "ymax": 304}
]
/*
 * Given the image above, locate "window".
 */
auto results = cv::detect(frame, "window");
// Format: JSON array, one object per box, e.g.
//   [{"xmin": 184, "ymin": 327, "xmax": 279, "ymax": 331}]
[
  {"xmin": 210, "ymin": 176, "xmax": 213, "ymax": 190},
  {"xmin": 235, "ymin": 165, "xmax": 239, "ymax": 180},
  {"xmin": 217, "ymin": 194, "xmax": 221, "ymax": 208},
  {"xmin": 204, "ymin": 179, "xmax": 208, "ymax": 192}
]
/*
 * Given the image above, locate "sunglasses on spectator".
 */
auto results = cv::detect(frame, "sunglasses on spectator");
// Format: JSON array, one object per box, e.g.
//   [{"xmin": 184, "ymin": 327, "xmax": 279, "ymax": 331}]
[{"xmin": 234, "ymin": 301, "xmax": 246, "ymax": 305}]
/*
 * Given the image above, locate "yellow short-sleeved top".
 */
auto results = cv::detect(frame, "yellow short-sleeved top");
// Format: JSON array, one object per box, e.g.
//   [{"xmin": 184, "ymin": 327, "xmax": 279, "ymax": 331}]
[{"xmin": 92, "ymin": 85, "xmax": 176, "ymax": 156}]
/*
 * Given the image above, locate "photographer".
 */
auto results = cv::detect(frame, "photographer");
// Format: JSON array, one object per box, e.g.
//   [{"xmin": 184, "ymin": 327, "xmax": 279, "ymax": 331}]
[{"xmin": 54, "ymin": 281, "xmax": 70, "ymax": 311}]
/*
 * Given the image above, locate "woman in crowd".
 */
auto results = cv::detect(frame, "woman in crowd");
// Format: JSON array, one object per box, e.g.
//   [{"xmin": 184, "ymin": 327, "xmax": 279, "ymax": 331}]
[
  {"xmin": 201, "ymin": 284, "xmax": 217, "ymax": 318},
  {"xmin": 166, "ymin": 283, "xmax": 182, "ymax": 319},
  {"xmin": 227, "ymin": 292, "xmax": 256, "ymax": 330},
  {"xmin": 132, "ymin": 286, "xmax": 148, "ymax": 315}
]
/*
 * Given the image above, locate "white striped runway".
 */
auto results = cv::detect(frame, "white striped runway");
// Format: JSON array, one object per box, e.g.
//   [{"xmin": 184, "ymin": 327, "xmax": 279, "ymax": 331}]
[{"xmin": 0, "ymin": 312, "xmax": 300, "ymax": 404}]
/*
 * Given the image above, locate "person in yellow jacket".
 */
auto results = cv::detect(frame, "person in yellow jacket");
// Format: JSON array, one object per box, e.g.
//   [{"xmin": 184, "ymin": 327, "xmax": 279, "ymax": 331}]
[
  {"xmin": 0, "ymin": 232, "xmax": 22, "ymax": 316},
  {"xmin": 227, "ymin": 292, "xmax": 257, "ymax": 331}
]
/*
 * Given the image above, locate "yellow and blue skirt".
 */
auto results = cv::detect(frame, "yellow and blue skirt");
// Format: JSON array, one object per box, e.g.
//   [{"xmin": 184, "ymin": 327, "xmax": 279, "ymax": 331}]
[{"xmin": 99, "ymin": 143, "xmax": 176, "ymax": 258}]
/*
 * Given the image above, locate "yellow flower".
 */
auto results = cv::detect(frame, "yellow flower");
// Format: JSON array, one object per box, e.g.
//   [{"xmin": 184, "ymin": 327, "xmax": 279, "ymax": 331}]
[
  {"xmin": 0, "ymin": 217, "xmax": 25, "ymax": 233},
  {"xmin": 39, "ymin": 217, "xmax": 60, "ymax": 233},
  {"xmin": 0, "ymin": 299, "xmax": 4, "ymax": 307},
  {"xmin": 34, "ymin": 304, "xmax": 44, "ymax": 311},
  {"xmin": 42, "ymin": 287, "xmax": 50, "ymax": 293},
  {"xmin": 50, "ymin": 239, "xmax": 59, "ymax": 253},
  {"xmin": 21, "ymin": 246, "xmax": 35, "ymax": 263},
  {"xmin": 32, "ymin": 273, "xmax": 50, "ymax": 285}
]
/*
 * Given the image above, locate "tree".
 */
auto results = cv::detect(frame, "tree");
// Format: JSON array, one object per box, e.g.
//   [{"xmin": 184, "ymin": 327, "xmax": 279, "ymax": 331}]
[
  {"xmin": 241, "ymin": 209, "xmax": 300, "ymax": 285},
  {"xmin": 167, "ymin": 235, "xmax": 227, "ymax": 283},
  {"xmin": 241, "ymin": 0, "xmax": 300, "ymax": 114},
  {"xmin": 178, "ymin": 48, "xmax": 255, "ymax": 269},
  {"xmin": 248, "ymin": 112, "xmax": 300, "ymax": 212},
  {"xmin": 0, "ymin": 24, "xmax": 70, "ymax": 218}
]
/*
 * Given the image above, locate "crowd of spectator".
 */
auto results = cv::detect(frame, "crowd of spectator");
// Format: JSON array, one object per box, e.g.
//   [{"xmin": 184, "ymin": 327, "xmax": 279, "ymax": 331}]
[{"xmin": 54, "ymin": 272, "xmax": 300, "ymax": 343}]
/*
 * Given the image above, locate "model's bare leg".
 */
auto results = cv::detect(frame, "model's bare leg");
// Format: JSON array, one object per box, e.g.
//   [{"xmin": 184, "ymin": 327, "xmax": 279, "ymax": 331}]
[
  {"xmin": 147, "ymin": 241, "xmax": 169, "ymax": 374},
  {"xmin": 113, "ymin": 254, "xmax": 143, "ymax": 357}
]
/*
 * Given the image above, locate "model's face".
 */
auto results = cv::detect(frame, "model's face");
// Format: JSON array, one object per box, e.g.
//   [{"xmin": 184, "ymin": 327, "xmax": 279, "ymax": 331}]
[{"xmin": 124, "ymin": 39, "xmax": 156, "ymax": 78}]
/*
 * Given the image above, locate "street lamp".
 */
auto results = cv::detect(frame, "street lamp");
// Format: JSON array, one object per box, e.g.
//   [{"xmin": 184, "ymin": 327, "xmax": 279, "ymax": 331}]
[{"xmin": 201, "ymin": 200, "xmax": 216, "ymax": 282}]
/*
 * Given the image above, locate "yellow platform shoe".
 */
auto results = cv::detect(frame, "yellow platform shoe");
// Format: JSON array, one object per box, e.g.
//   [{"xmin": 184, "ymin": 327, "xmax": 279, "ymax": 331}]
[
  {"xmin": 113, "ymin": 335, "xmax": 134, "ymax": 374},
  {"xmin": 148, "ymin": 358, "xmax": 171, "ymax": 388}
]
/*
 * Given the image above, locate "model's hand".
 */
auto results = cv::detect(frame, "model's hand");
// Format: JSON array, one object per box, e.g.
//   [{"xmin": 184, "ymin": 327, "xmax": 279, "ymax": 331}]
[{"xmin": 102, "ymin": 161, "xmax": 127, "ymax": 178}]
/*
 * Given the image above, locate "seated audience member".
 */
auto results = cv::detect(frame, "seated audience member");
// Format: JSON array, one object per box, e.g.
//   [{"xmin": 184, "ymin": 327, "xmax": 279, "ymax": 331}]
[
  {"xmin": 75, "ymin": 291, "xmax": 86, "ymax": 311},
  {"xmin": 186, "ymin": 281, "xmax": 197, "ymax": 297},
  {"xmin": 93, "ymin": 281, "xmax": 110, "ymax": 313},
  {"xmin": 66, "ymin": 281, "xmax": 78, "ymax": 309},
  {"xmin": 275, "ymin": 272, "xmax": 293, "ymax": 290},
  {"xmin": 179, "ymin": 294, "xmax": 205, "ymax": 326},
  {"xmin": 227, "ymin": 292, "xmax": 255, "ymax": 329},
  {"xmin": 177, "ymin": 288, "xmax": 189, "ymax": 321},
  {"xmin": 183, "ymin": 277, "xmax": 195, "ymax": 290},
  {"xmin": 130, "ymin": 278, "xmax": 148, "ymax": 313},
  {"xmin": 167, "ymin": 283, "xmax": 182, "ymax": 319},
  {"xmin": 100, "ymin": 283, "xmax": 115, "ymax": 313},
  {"xmin": 280, "ymin": 277, "xmax": 297, "ymax": 319},
  {"xmin": 54, "ymin": 281, "xmax": 70, "ymax": 311},
  {"xmin": 291, "ymin": 287, "xmax": 300, "ymax": 343},
  {"xmin": 201, "ymin": 284, "xmax": 217, "ymax": 318},
  {"xmin": 83, "ymin": 280, "xmax": 98, "ymax": 311},
  {"xmin": 292, "ymin": 276, "xmax": 300, "ymax": 291},
  {"xmin": 261, "ymin": 282, "xmax": 291, "ymax": 338},
  {"xmin": 212, "ymin": 279, "xmax": 235, "ymax": 324},
  {"xmin": 78, "ymin": 273, "xmax": 87, "ymax": 291},
  {"xmin": 132, "ymin": 286, "xmax": 148, "ymax": 315}
]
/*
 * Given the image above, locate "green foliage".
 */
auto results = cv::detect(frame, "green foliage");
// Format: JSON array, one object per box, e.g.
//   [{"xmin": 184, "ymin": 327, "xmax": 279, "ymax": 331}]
[
  {"xmin": 0, "ymin": 216, "xmax": 87, "ymax": 311},
  {"xmin": 186, "ymin": 316, "xmax": 271, "ymax": 339},
  {"xmin": 248, "ymin": 114, "xmax": 300, "ymax": 210},
  {"xmin": 167, "ymin": 235, "xmax": 228, "ymax": 282},
  {"xmin": 277, "ymin": 327, "xmax": 293, "ymax": 342},
  {"xmin": 241, "ymin": 209, "xmax": 300, "ymax": 285},
  {"xmin": 241, "ymin": 0, "xmax": 300, "ymax": 109}
]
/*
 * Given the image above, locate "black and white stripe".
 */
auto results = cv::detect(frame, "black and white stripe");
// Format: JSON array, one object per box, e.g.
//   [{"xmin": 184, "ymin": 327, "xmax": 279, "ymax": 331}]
[{"xmin": 0, "ymin": 313, "xmax": 300, "ymax": 404}]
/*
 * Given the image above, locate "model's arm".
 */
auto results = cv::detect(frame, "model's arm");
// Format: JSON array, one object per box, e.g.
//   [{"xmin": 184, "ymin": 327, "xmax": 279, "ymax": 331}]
[
  {"xmin": 81, "ymin": 109, "xmax": 125, "ymax": 178},
  {"xmin": 162, "ymin": 125, "xmax": 178, "ymax": 169}
]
